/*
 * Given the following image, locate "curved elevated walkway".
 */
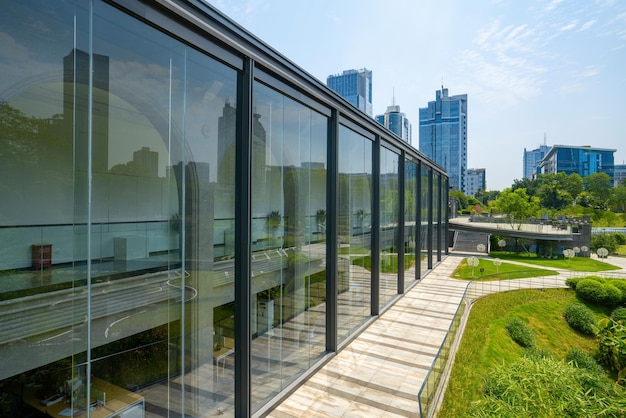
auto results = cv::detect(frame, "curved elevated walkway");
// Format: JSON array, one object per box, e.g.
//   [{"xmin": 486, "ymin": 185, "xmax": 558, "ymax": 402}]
[{"xmin": 449, "ymin": 216, "xmax": 574, "ymax": 241}]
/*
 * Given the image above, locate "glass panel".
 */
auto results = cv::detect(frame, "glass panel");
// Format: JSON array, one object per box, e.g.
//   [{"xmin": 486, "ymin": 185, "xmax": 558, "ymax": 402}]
[
  {"xmin": 404, "ymin": 161, "xmax": 418, "ymax": 289},
  {"xmin": 0, "ymin": 1, "xmax": 238, "ymax": 416},
  {"xmin": 251, "ymin": 82, "xmax": 328, "ymax": 411},
  {"xmin": 0, "ymin": 1, "xmax": 91, "ymax": 416},
  {"xmin": 337, "ymin": 125, "xmax": 373, "ymax": 342},
  {"xmin": 91, "ymin": 3, "xmax": 238, "ymax": 416},
  {"xmin": 420, "ymin": 166, "xmax": 431, "ymax": 276},
  {"xmin": 441, "ymin": 177, "xmax": 448, "ymax": 256},
  {"xmin": 433, "ymin": 173, "xmax": 440, "ymax": 261},
  {"xmin": 379, "ymin": 147, "xmax": 399, "ymax": 308}
]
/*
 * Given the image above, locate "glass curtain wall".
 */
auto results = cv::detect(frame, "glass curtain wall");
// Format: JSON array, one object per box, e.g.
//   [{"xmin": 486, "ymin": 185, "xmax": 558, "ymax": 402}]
[
  {"xmin": 250, "ymin": 82, "xmax": 328, "ymax": 411},
  {"xmin": 379, "ymin": 146, "xmax": 399, "ymax": 308},
  {"xmin": 337, "ymin": 126, "xmax": 373, "ymax": 342},
  {"xmin": 420, "ymin": 165, "xmax": 431, "ymax": 275},
  {"xmin": 404, "ymin": 161, "xmax": 418, "ymax": 288},
  {"xmin": 433, "ymin": 173, "xmax": 441, "ymax": 261},
  {"xmin": 0, "ymin": 1, "xmax": 239, "ymax": 416},
  {"xmin": 441, "ymin": 177, "xmax": 449, "ymax": 256},
  {"xmin": 0, "ymin": 1, "xmax": 447, "ymax": 416}
]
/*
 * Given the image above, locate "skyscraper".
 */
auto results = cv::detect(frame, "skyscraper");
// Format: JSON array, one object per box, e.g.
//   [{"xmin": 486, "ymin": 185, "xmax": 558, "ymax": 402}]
[
  {"xmin": 466, "ymin": 168, "xmax": 486, "ymax": 197},
  {"xmin": 419, "ymin": 87, "xmax": 468, "ymax": 192},
  {"xmin": 376, "ymin": 98, "xmax": 412, "ymax": 145},
  {"xmin": 523, "ymin": 142, "xmax": 550, "ymax": 179},
  {"xmin": 327, "ymin": 68, "xmax": 373, "ymax": 116}
]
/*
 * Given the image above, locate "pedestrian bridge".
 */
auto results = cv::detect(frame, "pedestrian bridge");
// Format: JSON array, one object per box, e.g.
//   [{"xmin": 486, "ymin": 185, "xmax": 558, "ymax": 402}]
[{"xmin": 449, "ymin": 216, "xmax": 574, "ymax": 241}]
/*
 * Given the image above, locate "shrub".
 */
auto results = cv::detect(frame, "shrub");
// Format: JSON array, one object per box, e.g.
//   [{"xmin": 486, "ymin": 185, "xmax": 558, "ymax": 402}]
[
  {"xmin": 564, "ymin": 277, "xmax": 581, "ymax": 290},
  {"xmin": 576, "ymin": 279, "xmax": 608, "ymax": 305},
  {"xmin": 597, "ymin": 319, "xmax": 626, "ymax": 375},
  {"xmin": 505, "ymin": 317, "xmax": 535, "ymax": 348},
  {"xmin": 609, "ymin": 280, "xmax": 626, "ymax": 303},
  {"xmin": 563, "ymin": 303, "xmax": 597, "ymax": 335},
  {"xmin": 604, "ymin": 283, "xmax": 623, "ymax": 307},
  {"xmin": 565, "ymin": 348, "xmax": 603, "ymax": 373},
  {"xmin": 612, "ymin": 307, "xmax": 626, "ymax": 323},
  {"xmin": 475, "ymin": 356, "xmax": 626, "ymax": 417}
]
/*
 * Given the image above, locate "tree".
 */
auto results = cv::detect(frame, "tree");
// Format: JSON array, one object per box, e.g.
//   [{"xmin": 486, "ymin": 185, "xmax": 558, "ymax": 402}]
[
  {"xmin": 584, "ymin": 172, "xmax": 612, "ymax": 205},
  {"xmin": 490, "ymin": 188, "xmax": 540, "ymax": 229},
  {"xmin": 609, "ymin": 183, "xmax": 626, "ymax": 213}
]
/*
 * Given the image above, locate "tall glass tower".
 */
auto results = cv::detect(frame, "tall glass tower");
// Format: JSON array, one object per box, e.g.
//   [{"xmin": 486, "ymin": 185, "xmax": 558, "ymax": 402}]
[
  {"xmin": 376, "ymin": 101, "xmax": 412, "ymax": 145},
  {"xmin": 419, "ymin": 87, "xmax": 467, "ymax": 192},
  {"xmin": 327, "ymin": 68, "xmax": 373, "ymax": 116}
]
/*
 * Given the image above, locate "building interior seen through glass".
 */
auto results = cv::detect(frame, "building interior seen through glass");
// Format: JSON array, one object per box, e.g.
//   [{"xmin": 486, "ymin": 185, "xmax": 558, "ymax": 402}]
[{"xmin": 0, "ymin": 1, "xmax": 447, "ymax": 417}]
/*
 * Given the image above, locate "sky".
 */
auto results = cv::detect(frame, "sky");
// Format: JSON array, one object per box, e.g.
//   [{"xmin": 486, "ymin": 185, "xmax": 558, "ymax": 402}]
[{"xmin": 208, "ymin": 0, "xmax": 626, "ymax": 191}]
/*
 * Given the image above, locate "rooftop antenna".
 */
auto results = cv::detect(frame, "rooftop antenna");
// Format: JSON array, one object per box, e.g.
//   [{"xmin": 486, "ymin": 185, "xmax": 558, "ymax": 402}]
[
  {"xmin": 544, "ymin": 132, "xmax": 547, "ymax": 146},
  {"xmin": 392, "ymin": 87, "xmax": 396, "ymax": 106}
]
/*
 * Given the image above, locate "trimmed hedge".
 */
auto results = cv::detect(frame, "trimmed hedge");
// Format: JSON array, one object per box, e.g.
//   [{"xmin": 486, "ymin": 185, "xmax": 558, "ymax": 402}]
[
  {"xmin": 506, "ymin": 317, "xmax": 535, "ymax": 348},
  {"xmin": 604, "ymin": 283, "xmax": 623, "ymax": 307},
  {"xmin": 565, "ymin": 277, "xmax": 581, "ymax": 290},
  {"xmin": 609, "ymin": 280, "xmax": 626, "ymax": 304},
  {"xmin": 563, "ymin": 303, "xmax": 597, "ymax": 335},
  {"xmin": 576, "ymin": 279, "xmax": 608, "ymax": 305}
]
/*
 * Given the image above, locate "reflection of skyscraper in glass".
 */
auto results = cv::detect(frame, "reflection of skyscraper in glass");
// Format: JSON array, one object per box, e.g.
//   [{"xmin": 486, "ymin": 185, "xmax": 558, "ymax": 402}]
[
  {"xmin": 419, "ymin": 87, "xmax": 467, "ymax": 193},
  {"xmin": 375, "ymin": 98, "xmax": 412, "ymax": 145},
  {"xmin": 217, "ymin": 100, "xmax": 266, "ymax": 187},
  {"xmin": 133, "ymin": 147, "xmax": 159, "ymax": 177},
  {"xmin": 327, "ymin": 68, "xmax": 373, "ymax": 116},
  {"xmin": 217, "ymin": 100, "xmax": 236, "ymax": 184},
  {"xmin": 63, "ymin": 49, "xmax": 109, "ymax": 173}
]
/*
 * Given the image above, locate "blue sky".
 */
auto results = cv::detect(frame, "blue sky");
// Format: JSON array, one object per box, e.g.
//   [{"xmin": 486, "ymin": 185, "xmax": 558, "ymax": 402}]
[{"xmin": 209, "ymin": 0, "xmax": 626, "ymax": 191}]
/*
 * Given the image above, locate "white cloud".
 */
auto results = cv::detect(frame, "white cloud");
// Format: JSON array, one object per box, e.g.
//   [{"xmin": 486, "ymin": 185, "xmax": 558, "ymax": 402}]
[
  {"xmin": 578, "ymin": 20, "xmax": 596, "ymax": 31},
  {"xmin": 544, "ymin": 0, "xmax": 565, "ymax": 13},
  {"xmin": 559, "ymin": 21, "xmax": 577, "ymax": 31}
]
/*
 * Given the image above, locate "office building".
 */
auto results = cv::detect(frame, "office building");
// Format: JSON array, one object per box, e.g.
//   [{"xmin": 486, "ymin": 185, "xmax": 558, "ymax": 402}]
[
  {"xmin": 614, "ymin": 164, "xmax": 626, "ymax": 187},
  {"xmin": 0, "ymin": 1, "xmax": 448, "ymax": 417},
  {"xmin": 523, "ymin": 144, "xmax": 550, "ymax": 179},
  {"xmin": 537, "ymin": 145, "xmax": 615, "ymax": 182},
  {"xmin": 327, "ymin": 68, "xmax": 373, "ymax": 116},
  {"xmin": 466, "ymin": 168, "xmax": 486, "ymax": 197},
  {"xmin": 419, "ymin": 87, "xmax": 468, "ymax": 193},
  {"xmin": 375, "ymin": 100, "xmax": 412, "ymax": 145}
]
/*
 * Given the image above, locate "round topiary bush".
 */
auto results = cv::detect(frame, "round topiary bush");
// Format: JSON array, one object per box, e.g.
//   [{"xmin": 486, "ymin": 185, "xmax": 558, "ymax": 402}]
[
  {"xmin": 604, "ymin": 283, "xmax": 623, "ymax": 307},
  {"xmin": 565, "ymin": 277, "xmax": 581, "ymax": 290},
  {"xmin": 506, "ymin": 317, "xmax": 535, "ymax": 348},
  {"xmin": 609, "ymin": 280, "xmax": 626, "ymax": 304},
  {"xmin": 576, "ymin": 279, "xmax": 608, "ymax": 305},
  {"xmin": 563, "ymin": 303, "xmax": 597, "ymax": 335},
  {"xmin": 611, "ymin": 307, "xmax": 626, "ymax": 323}
]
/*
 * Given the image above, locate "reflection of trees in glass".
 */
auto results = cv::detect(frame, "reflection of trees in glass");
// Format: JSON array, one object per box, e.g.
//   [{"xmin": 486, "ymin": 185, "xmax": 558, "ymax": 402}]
[{"xmin": 0, "ymin": 103, "xmax": 68, "ymax": 165}]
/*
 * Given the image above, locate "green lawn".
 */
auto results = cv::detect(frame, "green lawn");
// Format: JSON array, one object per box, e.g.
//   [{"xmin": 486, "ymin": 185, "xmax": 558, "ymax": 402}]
[
  {"xmin": 617, "ymin": 245, "xmax": 626, "ymax": 256},
  {"xmin": 437, "ymin": 289, "xmax": 611, "ymax": 417},
  {"xmin": 489, "ymin": 251, "xmax": 621, "ymax": 271},
  {"xmin": 452, "ymin": 257, "xmax": 558, "ymax": 280},
  {"xmin": 351, "ymin": 254, "xmax": 415, "ymax": 274}
]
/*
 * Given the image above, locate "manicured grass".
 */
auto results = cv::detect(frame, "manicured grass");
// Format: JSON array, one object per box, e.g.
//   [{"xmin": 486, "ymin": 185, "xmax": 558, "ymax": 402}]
[
  {"xmin": 338, "ymin": 245, "xmax": 370, "ymax": 255},
  {"xmin": 452, "ymin": 257, "xmax": 558, "ymax": 280},
  {"xmin": 490, "ymin": 251, "xmax": 621, "ymax": 271},
  {"xmin": 437, "ymin": 289, "xmax": 609, "ymax": 417},
  {"xmin": 617, "ymin": 245, "xmax": 626, "ymax": 256}
]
